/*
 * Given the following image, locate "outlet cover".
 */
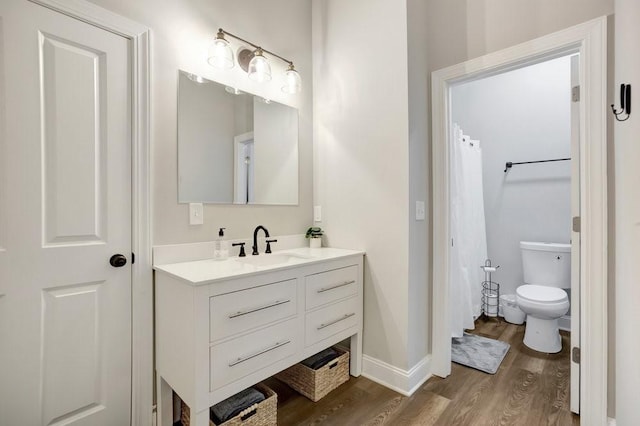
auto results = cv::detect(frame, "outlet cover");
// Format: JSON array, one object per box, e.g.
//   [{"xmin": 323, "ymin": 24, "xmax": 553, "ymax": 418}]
[
  {"xmin": 189, "ymin": 203, "xmax": 204, "ymax": 225},
  {"xmin": 416, "ymin": 201, "xmax": 425, "ymax": 221}
]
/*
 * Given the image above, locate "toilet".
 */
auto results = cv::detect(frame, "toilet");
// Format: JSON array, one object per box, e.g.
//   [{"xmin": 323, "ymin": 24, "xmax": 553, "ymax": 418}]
[{"xmin": 516, "ymin": 241, "xmax": 570, "ymax": 353}]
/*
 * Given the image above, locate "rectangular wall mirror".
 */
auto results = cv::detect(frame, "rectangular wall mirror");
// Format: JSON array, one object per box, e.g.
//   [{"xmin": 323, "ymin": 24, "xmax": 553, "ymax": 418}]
[{"xmin": 178, "ymin": 70, "xmax": 299, "ymax": 205}]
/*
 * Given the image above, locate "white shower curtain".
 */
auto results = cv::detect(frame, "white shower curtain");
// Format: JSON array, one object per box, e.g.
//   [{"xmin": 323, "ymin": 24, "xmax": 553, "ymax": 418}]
[{"xmin": 450, "ymin": 124, "xmax": 488, "ymax": 338}]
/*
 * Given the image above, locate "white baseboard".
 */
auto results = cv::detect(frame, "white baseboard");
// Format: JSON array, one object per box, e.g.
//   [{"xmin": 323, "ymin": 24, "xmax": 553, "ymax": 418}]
[
  {"xmin": 361, "ymin": 354, "xmax": 431, "ymax": 396},
  {"xmin": 608, "ymin": 417, "xmax": 616, "ymax": 426}
]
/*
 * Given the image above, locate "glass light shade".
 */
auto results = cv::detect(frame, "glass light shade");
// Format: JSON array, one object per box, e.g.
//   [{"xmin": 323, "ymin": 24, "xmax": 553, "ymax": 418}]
[
  {"xmin": 282, "ymin": 66, "xmax": 302, "ymax": 94},
  {"xmin": 248, "ymin": 49, "xmax": 272, "ymax": 82},
  {"xmin": 208, "ymin": 37, "xmax": 234, "ymax": 69}
]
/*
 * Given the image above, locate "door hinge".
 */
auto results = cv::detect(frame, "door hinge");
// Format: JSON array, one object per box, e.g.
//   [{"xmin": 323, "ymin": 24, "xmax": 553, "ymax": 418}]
[
  {"xmin": 572, "ymin": 347, "xmax": 581, "ymax": 364},
  {"xmin": 572, "ymin": 216, "xmax": 581, "ymax": 233},
  {"xmin": 132, "ymin": 252, "xmax": 135, "ymax": 264},
  {"xmin": 572, "ymin": 85, "xmax": 581, "ymax": 102}
]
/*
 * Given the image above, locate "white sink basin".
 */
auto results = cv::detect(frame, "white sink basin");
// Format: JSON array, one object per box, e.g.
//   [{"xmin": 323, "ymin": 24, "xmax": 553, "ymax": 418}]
[{"xmin": 236, "ymin": 253, "xmax": 311, "ymax": 267}]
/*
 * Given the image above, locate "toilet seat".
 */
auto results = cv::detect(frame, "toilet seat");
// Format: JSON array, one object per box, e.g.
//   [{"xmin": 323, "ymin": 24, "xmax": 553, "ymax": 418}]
[{"xmin": 516, "ymin": 284, "xmax": 568, "ymax": 304}]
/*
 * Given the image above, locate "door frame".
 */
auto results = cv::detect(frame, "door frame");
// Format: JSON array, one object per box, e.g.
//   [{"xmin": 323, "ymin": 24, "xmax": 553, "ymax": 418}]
[
  {"xmin": 28, "ymin": 0, "xmax": 152, "ymax": 425},
  {"xmin": 431, "ymin": 16, "xmax": 608, "ymax": 424}
]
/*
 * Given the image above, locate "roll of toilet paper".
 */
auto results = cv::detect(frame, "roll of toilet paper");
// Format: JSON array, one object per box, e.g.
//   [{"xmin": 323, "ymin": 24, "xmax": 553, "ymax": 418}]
[{"xmin": 482, "ymin": 266, "xmax": 497, "ymax": 272}]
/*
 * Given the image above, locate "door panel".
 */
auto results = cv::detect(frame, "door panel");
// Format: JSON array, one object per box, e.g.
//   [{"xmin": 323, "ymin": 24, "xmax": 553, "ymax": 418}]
[
  {"xmin": 41, "ymin": 32, "xmax": 108, "ymax": 246},
  {"xmin": 0, "ymin": 1, "xmax": 132, "ymax": 424},
  {"xmin": 41, "ymin": 282, "xmax": 105, "ymax": 425}
]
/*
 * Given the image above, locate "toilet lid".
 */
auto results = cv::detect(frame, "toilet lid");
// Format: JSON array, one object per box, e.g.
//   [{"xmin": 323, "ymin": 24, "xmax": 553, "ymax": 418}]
[{"xmin": 517, "ymin": 285, "xmax": 568, "ymax": 303}]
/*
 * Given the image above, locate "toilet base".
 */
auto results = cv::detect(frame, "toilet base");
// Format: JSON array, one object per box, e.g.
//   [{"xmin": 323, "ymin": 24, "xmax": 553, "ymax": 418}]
[{"xmin": 523, "ymin": 315, "xmax": 562, "ymax": 353}]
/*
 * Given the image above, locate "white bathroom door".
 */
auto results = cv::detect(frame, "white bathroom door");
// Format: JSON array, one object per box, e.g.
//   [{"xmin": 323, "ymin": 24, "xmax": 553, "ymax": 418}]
[
  {"xmin": 0, "ymin": 0, "xmax": 132, "ymax": 425},
  {"xmin": 569, "ymin": 54, "xmax": 581, "ymax": 414}
]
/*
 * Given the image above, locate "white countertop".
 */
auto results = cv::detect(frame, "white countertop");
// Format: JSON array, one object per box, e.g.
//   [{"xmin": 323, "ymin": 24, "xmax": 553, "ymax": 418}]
[{"xmin": 153, "ymin": 247, "xmax": 364, "ymax": 285}]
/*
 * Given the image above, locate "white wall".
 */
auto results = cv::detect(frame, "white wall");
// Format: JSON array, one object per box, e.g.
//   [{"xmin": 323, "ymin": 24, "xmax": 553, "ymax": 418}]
[
  {"xmin": 313, "ymin": 0, "xmax": 411, "ymax": 370},
  {"xmin": 426, "ymin": 0, "xmax": 614, "ymax": 72},
  {"xmin": 614, "ymin": 1, "xmax": 640, "ymax": 424},
  {"xmin": 86, "ymin": 0, "xmax": 313, "ymax": 244},
  {"xmin": 407, "ymin": 0, "xmax": 430, "ymax": 369},
  {"xmin": 452, "ymin": 57, "xmax": 572, "ymax": 297}
]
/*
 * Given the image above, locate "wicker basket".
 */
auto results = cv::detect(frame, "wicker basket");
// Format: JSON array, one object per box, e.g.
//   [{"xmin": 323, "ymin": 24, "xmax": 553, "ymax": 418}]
[
  {"xmin": 275, "ymin": 347, "xmax": 349, "ymax": 402},
  {"xmin": 180, "ymin": 383, "xmax": 277, "ymax": 426}
]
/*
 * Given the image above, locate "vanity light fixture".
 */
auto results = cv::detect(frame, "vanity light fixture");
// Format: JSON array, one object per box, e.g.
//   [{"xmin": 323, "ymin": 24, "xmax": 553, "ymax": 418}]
[{"xmin": 208, "ymin": 28, "xmax": 302, "ymax": 94}]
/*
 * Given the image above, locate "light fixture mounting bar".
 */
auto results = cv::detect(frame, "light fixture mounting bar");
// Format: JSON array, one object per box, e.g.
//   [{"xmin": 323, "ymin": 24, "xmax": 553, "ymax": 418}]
[{"xmin": 219, "ymin": 28, "xmax": 293, "ymax": 66}]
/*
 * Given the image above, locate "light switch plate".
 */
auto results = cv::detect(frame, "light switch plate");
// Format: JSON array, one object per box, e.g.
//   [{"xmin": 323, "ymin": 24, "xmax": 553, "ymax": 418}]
[
  {"xmin": 189, "ymin": 203, "xmax": 204, "ymax": 225},
  {"xmin": 314, "ymin": 205, "xmax": 322, "ymax": 222},
  {"xmin": 416, "ymin": 201, "xmax": 425, "ymax": 221}
]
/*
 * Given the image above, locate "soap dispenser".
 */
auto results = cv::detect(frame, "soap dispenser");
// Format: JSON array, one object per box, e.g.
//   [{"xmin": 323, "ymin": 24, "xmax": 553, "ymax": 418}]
[{"xmin": 214, "ymin": 227, "xmax": 229, "ymax": 260}]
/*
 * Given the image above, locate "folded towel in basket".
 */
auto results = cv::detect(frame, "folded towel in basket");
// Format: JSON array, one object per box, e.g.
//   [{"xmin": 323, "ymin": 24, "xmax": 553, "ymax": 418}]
[
  {"xmin": 211, "ymin": 387, "xmax": 265, "ymax": 424},
  {"xmin": 301, "ymin": 348, "xmax": 339, "ymax": 370}
]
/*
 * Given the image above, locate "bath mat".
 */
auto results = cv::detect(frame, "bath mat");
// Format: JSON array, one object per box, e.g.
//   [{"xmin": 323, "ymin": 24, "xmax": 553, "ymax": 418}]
[{"xmin": 451, "ymin": 333, "xmax": 510, "ymax": 374}]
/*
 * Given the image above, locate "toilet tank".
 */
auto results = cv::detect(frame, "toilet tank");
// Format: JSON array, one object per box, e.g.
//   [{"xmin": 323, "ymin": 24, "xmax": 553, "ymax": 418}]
[{"xmin": 520, "ymin": 241, "xmax": 571, "ymax": 288}]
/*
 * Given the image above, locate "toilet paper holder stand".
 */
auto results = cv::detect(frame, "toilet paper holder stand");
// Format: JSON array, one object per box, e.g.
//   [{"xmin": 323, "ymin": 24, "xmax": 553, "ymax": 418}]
[{"xmin": 481, "ymin": 259, "xmax": 500, "ymax": 317}]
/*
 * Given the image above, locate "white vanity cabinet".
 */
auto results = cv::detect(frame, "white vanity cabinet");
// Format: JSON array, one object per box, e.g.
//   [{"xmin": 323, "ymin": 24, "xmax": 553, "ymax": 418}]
[{"xmin": 154, "ymin": 248, "xmax": 364, "ymax": 426}]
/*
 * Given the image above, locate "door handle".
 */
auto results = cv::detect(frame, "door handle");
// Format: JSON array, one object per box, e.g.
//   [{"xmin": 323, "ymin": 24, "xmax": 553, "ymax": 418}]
[{"xmin": 109, "ymin": 254, "xmax": 127, "ymax": 268}]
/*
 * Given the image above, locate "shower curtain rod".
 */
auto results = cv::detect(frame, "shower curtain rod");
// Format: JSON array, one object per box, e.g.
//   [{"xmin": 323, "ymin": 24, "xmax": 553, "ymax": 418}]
[{"xmin": 504, "ymin": 158, "xmax": 571, "ymax": 172}]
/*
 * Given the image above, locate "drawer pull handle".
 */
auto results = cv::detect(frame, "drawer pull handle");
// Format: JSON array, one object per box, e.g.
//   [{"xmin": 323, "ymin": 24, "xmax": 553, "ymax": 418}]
[
  {"xmin": 228, "ymin": 299, "xmax": 291, "ymax": 319},
  {"xmin": 317, "ymin": 280, "xmax": 355, "ymax": 293},
  {"xmin": 317, "ymin": 312, "xmax": 356, "ymax": 330},
  {"xmin": 229, "ymin": 340, "xmax": 292, "ymax": 367}
]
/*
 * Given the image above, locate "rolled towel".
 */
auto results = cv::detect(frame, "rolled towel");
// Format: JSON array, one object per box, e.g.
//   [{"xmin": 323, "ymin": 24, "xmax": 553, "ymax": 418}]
[
  {"xmin": 211, "ymin": 387, "xmax": 265, "ymax": 424},
  {"xmin": 301, "ymin": 348, "xmax": 339, "ymax": 370}
]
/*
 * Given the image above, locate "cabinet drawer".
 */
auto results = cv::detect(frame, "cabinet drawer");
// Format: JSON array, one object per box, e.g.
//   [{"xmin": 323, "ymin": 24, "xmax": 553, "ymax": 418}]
[
  {"xmin": 305, "ymin": 265, "xmax": 358, "ymax": 310},
  {"xmin": 210, "ymin": 318, "xmax": 299, "ymax": 390},
  {"xmin": 210, "ymin": 278, "xmax": 297, "ymax": 342},
  {"xmin": 305, "ymin": 296, "xmax": 359, "ymax": 346}
]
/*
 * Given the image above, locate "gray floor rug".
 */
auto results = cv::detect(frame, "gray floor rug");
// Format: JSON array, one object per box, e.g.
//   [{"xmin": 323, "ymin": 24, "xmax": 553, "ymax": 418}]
[{"xmin": 451, "ymin": 333, "xmax": 510, "ymax": 374}]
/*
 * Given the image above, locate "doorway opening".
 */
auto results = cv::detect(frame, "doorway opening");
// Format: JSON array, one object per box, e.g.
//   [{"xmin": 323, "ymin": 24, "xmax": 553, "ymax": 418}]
[
  {"xmin": 431, "ymin": 17, "xmax": 608, "ymax": 424},
  {"xmin": 447, "ymin": 54, "xmax": 579, "ymax": 419}
]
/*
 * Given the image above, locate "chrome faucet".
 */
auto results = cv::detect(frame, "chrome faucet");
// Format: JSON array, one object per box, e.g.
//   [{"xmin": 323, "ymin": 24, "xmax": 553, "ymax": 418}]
[{"xmin": 252, "ymin": 225, "xmax": 270, "ymax": 255}]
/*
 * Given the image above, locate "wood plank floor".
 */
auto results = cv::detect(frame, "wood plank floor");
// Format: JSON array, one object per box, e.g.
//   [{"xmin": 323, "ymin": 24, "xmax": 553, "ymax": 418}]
[{"xmin": 267, "ymin": 316, "xmax": 578, "ymax": 426}]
